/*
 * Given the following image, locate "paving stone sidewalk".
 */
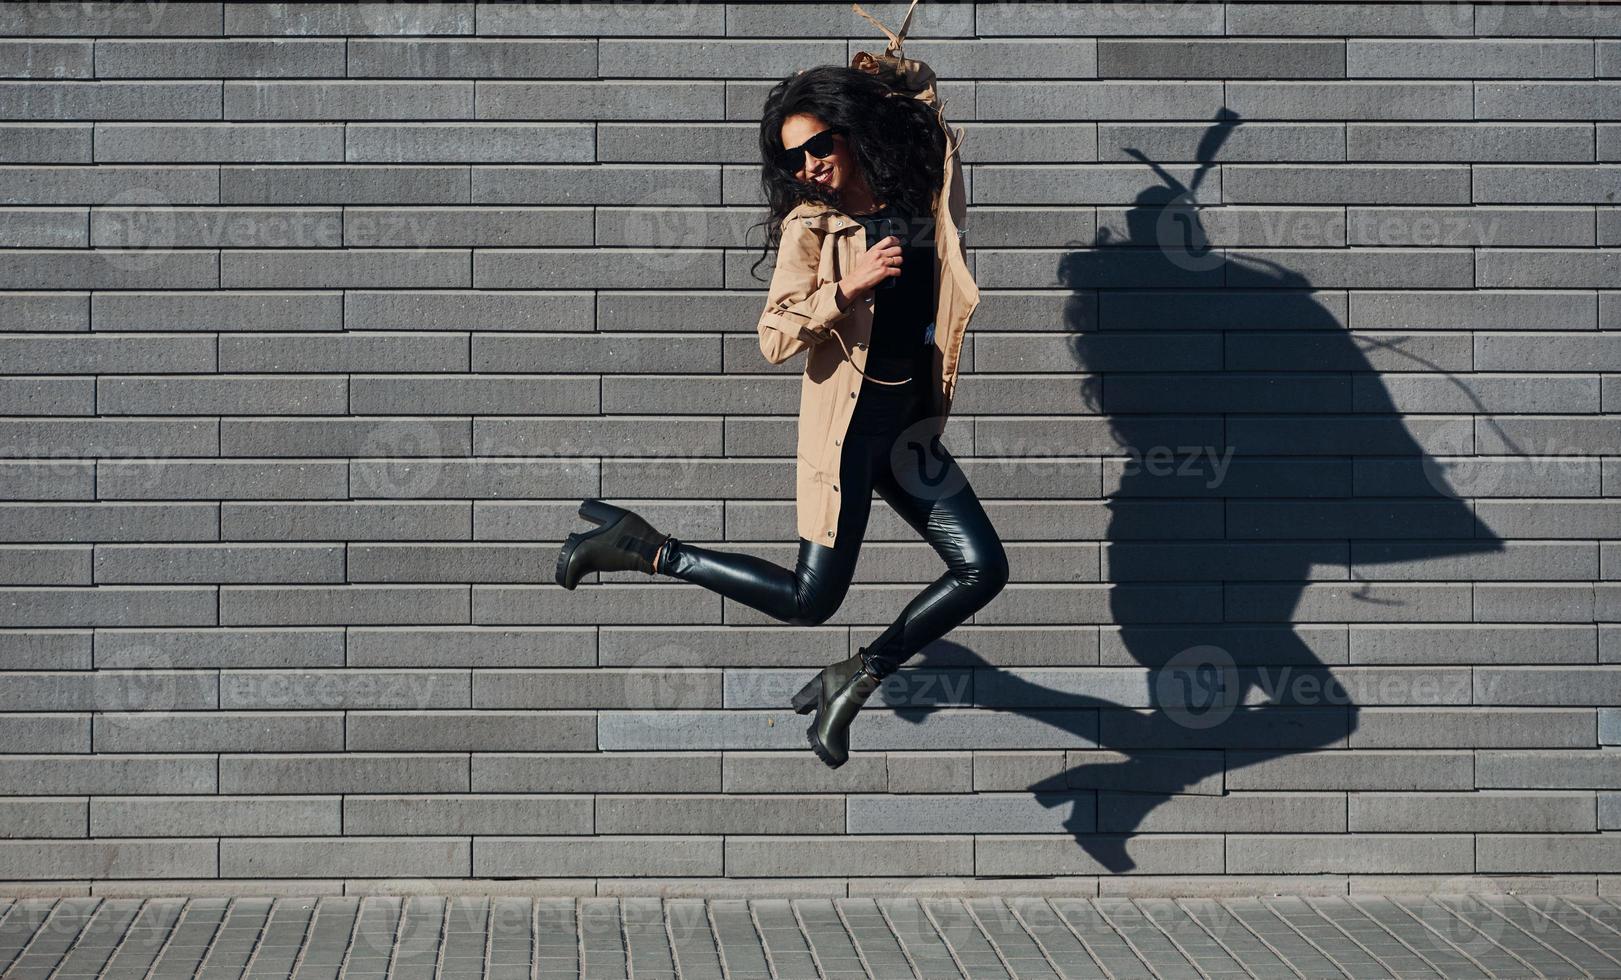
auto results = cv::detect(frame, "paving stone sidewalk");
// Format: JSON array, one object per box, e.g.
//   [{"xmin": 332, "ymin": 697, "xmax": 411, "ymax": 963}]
[{"xmin": 1, "ymin": 893, "xmax": 1619, "ymax": 979}]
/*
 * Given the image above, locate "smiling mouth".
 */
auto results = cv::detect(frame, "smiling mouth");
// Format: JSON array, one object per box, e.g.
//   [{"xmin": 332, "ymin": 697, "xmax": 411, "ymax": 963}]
[{"xmin": 811, "ymin": 171, "xmax": 832, "ymax": 185}]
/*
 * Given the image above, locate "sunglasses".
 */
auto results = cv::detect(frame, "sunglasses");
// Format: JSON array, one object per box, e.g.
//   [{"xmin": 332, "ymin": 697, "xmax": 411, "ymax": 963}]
[{"xmin": 775, "ymin": 127, "xmax": 843, "ymax": 174}]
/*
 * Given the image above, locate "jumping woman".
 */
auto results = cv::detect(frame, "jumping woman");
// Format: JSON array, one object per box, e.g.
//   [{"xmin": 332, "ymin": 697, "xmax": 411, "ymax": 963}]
[{"xmin": 555, "ymin": 1, "xmax": 1008, "ymax": 768}]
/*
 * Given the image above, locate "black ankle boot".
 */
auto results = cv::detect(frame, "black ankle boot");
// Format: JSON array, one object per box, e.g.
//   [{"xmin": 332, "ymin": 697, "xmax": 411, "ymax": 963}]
[
  {"xmin": 554, "ymin": 498, "xmax": 671, "ymax": 590},
  {"xmin": 806, "ymin": 648, "xmax": 885, "ymax": 769},
  {"xmin": 790, "ymin": 650, "xmax": 866, "ymax": 716}
]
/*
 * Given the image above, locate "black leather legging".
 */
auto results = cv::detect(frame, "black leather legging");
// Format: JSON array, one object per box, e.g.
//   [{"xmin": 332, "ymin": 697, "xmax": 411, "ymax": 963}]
[{"xmin": 657, "ymin": 351, "xmax": 1009, "ymax": 677}]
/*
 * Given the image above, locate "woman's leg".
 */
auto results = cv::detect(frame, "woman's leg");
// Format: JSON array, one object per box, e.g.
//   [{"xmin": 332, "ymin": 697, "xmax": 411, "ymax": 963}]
[
  {"xmin": 861, "ymin": 435, "xmax": 1010, "ymax": 677},
  {"xmin": 656, "ymin": 428, "xmax": 879, "ymax": 627}
]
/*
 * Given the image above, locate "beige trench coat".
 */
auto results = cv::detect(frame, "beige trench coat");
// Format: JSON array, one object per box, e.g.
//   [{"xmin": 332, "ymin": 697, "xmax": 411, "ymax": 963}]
[{"xmin": 756, "ymin": 52, "xmax": 981, "ymax": 547}]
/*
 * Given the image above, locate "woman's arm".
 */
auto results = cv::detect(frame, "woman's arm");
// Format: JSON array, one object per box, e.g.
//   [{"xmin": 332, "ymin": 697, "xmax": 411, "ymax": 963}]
[{"xmin": 756, "ymin": 215, "xmax": 855, "ymax": 365}]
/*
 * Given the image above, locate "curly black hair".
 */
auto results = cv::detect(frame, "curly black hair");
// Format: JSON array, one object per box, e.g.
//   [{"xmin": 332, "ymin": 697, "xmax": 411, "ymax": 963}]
[{"xmin": 748, "ymin": 62, "xmax": 947, "ymax": 283}]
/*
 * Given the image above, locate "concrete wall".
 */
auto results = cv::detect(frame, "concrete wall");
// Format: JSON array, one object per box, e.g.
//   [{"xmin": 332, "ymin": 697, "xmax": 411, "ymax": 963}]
[{"xmin": 0, "ymin": 1, "xmax": 1617, "ymax": 897}]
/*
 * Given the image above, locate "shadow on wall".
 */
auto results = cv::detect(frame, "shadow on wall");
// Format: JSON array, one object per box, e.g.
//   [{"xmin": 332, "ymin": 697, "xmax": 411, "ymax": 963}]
[{"xmin": 895, "ymin": 107, "xmax": 1507, "ymax": 874}]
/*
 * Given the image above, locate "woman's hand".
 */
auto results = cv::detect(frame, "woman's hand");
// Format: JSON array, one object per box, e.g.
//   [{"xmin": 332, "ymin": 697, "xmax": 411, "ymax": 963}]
[{"xmin": 838, "ymin": 234, "xmax": 902, "ymax": 306}]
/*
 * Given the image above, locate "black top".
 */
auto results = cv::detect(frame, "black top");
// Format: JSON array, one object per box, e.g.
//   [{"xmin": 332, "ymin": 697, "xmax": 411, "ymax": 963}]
[{"xmin": 849, "ymin": 201, "xmax": 934, "ymax": 368}]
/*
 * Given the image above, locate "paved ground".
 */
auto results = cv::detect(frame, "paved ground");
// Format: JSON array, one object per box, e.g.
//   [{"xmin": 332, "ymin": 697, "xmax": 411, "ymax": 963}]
[{"xmin": 1, "ymin": 893, "xmax": 1619, "ymax": 979}]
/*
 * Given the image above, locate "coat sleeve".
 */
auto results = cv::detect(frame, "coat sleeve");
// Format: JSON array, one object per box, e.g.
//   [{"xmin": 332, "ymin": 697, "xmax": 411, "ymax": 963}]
[{"xmin": 756, "ymin": 215, "xmax": 854, "ymax": 365}]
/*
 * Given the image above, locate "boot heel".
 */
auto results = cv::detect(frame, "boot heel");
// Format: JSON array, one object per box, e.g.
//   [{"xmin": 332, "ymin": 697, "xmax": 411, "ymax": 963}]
[
  {"xmin": 554, "ymin": 531, "xmax": 582, "ymax": 589},
  {"xmin": 578, "ymin": 498, "xmax": 623, "ymax": 526},
  {"xmin": 790, "ymin": 675, "xmax": 820, "ymax": 714}
]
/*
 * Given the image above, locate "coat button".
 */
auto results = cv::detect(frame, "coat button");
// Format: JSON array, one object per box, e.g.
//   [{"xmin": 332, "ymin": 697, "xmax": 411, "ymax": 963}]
[
  {"xmin": 849, "ymin": 391, "xmax": 856, "ymax": 398},
  {"xmin": 833, "ymin": 485, "xmax": 839, "ymax": 492},
  {"xmin": 834, "ymin": 439, "xmax": 840, "ymax": 446},
  {"xmin": 827, "ymin": 530, "xmax": 834, "ymax": 537}
]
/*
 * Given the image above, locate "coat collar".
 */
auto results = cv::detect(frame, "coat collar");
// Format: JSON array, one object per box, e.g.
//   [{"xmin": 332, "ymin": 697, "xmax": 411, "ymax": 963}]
[{"xmin": 787, "ymin": 200, "xmax": 864, "ymax": 234}]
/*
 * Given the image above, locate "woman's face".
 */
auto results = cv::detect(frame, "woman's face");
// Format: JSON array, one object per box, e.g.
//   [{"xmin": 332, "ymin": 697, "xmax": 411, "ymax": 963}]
[{"xmin": 780, "ymin": 113, "xmax": 859, "ymax": 197}]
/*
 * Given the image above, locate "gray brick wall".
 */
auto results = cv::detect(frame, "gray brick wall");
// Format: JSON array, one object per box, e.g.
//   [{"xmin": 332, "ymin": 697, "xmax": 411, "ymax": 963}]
[{"xmin": 0, "ymin": 1, "xmax": 1617, "ymax": 897}]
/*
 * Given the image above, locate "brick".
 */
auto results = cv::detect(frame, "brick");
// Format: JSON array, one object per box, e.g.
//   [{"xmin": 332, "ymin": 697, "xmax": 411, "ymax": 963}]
[
  {"xmin": 1349, "ymin": 123, "xmax": 1594, "ymax": 162},
  {"xmin": 96, "ymin": 123, "xmax": 343, "ymax": 163},
  {"xmin": 976, "ymin": 834, "xmax": 1220, "ymax": 876},
  {"xmin": 0, "ymin": 250, "xmax": 217, "ymax": 289},
  {"xmin": 1348, "ymin": 791, "xmax": 1596, "ymax": 832},
  {"xmin": 0, "ymin": 714, "xmax": 88, "ymax": 753},
  {"xmin": 218, "ymin": 754, "xmax": 468, "ymax": 794},
  {"xmin": 595, "ymin": 795, "xmax": 842, "ymax": 835},
  {"xmin": 0, "ymin": 756, "xmax": 215, "ymax": 795},
  {"xmin": 90, "ymin": 796, "xmax": 340, "ymax": 836},
  {"xmin": 471, "ymin": 164, "xmax": 715, "ymax": 204},
  {"xmin": 1102, "ymin": 39, "xmax": 1342, "ymax": 79},
  {"xmin": 0, "ymin": 631, "xmax": 90, "ymax": 671},
  {"xmin": 1104, "ymin": 791, "xmax": 1347, "ymax": 833},
  {"xmin": 342, "ymin": 794, "xmax": 593, "ymax": 835},
  {"xmin": 1227, "ymin": 750, "xmax": 1473, "ymax": 790},
  {"xmin": 472, "ymin": 753, "xmax": 719, "ymax": 793},
  {"xmin": 220, "ymin": 249, "xmax": 470, "ymax": 288},
  {"xmin": 848, "ymin": 793, "xmax": 1090, "ymax": 835},
  {"xmin": 0, "ymin": 799, "xmax": 85, "ymax": 839},
  {"xmin": 345, "ymin": 711, "xmax": 594, "ymax": 752},
  {"xmin": 1477, "ymin": 750, "xmax": 1621, "ymax": 788},
  {"xmin": 225, "ymin": 3, "xmax": 470, "ymax": 36},
  {"xmin": 351, "ymin": 207, "xmax": 589, "ymax": 249},
  {"xmin": 221, "ymin": 418, "xmax": 472, "ymax": 457},
  {"xmin": 355, "ymin": 376, "xmax": 596, "ymax": 415},
  {"xmin": 223, "ymin": 81, "xmax": 473, "ymax": 120},
  {"xmin": 96, "ymin": 460, "xmax": 349, "ymax": 501},
  {"xmin": 220, "ymin": 165, "xmax": 467, "ymax": 204},
  {"xmin": 347, "ymin": 38, "xmax": 593, "ymax": 78},
  {"xmin": 0, "ymin": 840, "xmax": 216, "ymax": 880},
  {"xmin": 347, "ymin": 627, "xmax": 593, "ymax": 668},
  {"xmin": 220, "ymin": 837, "xmax": 470, "ymax": 877},
  {"xmin": 474, "ymin": 837, "xmax": 720, "ymax": 877},
  {"xmin": 97, "ymin": 40, "xmax": 344, "ymax": 78},
  {"xmin": 219, "ymin": 586, "xmax": 470, "ymax": 626},
  {"xmin": 0, "ymin": 4, "xmax": 221, "ymax": 36},
  {"xmin": 1227, "ymin": 834, "xmax": 1472, "ymax": 874},
  {"xmin": 346, "ymin": 288, "xmax": 592, "ymax": 331},
  {"xmin": 219, "ymin": 670, "xmax": 468, "ymax": 710},
  {"xmin": 94, "ymin": 628, "xmax": 344, "ymax": 669},
  {"xmin": 93, "ymin": 711, "xmax": 343, "ymax": 753},
  {"xmin": 0, "ymin": 124, "xmax": 90, "ymax": 162},
  {"xmin": 0, "ymin": 587, "xmax": 216, "ymax": 627},
  {"xmin": 97, "ymin": 376, "xmax": 348, "ymax": 416},
  {"xmin": 346, "ymin": 124, "xmax": 592, "ymax": 164},
  {"xmin": 91, "ymin": 290, "xmax": 342, "ymax": 331},
  {"xmin": 1479, "ymin": 835, "xmax": 1621, "ymax": 872},
  {"xmin": 1351, "ymin": 707, "xmax": 1593, "ymax": 748},
  {"xmin": 0, "ymin": 334, "xmax": 214, "ymax": 374},
  {"xmin": 0, "ymin": 374, "xmax": 90, "ymax": 413},
  {"xmin": 477, "ymin": 4, "xmax": 723, "ymax": 36},
  {"xmin": 0, "ymin": 208, "xmax": 86, "ymax": 247},
  {"xmin": 0, "ymin": 670, "xmax": 216, "ymax": 712},
  {"xmin": 0, "ymin": 503, "xmax": 217, "ymax": 542},
  {"xmin": 721, "ymin": 752, "xmax": 887, "ymax": 794},
  {"xmin": 221, "ymin": 501, "xmax": 468, "ymax": 542},
  {"xmin": 0, "ymin": 82, "xmax": 220, "ymax": 120},
  {"xmin": 725, "ymin": 835, "xmax": 972, "ymax": 877}
]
